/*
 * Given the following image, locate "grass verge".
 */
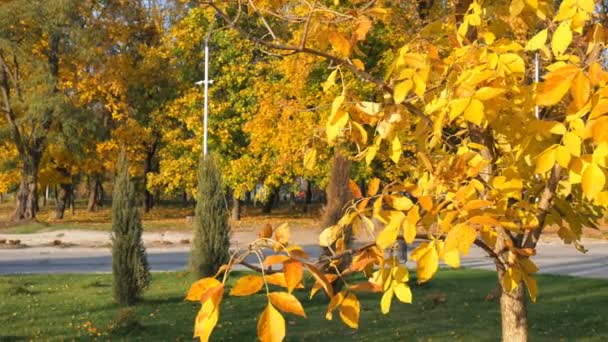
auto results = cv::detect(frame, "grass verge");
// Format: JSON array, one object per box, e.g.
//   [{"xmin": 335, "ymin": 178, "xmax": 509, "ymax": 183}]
[{"xmin": 0, "ymin": 269, "xmax": 607, "ymax": 341}]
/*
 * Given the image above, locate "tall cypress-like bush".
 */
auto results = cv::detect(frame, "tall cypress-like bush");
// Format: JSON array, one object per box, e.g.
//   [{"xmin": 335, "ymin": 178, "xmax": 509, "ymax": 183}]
[
  {"xmin": 112, "ymin": 152, "xmax": 150, "ymax": 306},
  {"xmin": 189, "ymin": 156, "xmax": 231, "ymax": 279}
]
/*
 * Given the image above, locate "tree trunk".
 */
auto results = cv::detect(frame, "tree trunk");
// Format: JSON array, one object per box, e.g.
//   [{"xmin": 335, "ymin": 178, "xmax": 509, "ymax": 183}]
[
  {"xmin": 97, "ymin": 180, "xmax": 105, "ymax": 207},
  {"xmin": 498, "ymin": 270, "xmax": 528, "ymax": 342},
  {"xmin": 321, "ymin": 153, "xmax": 352, "ymax": 229},
  {"xmin": 87, "ymin": 175, "xmax": 101, "ymax": 212},
  {"xmin": 143, "ymin": 139, "xmax": 158, "ymax": 213},
  {"xmin": 55, "ymin": 184, "xmax": 71, "ymax": 219},
  {"xmin": 303, "ymin": 180, "xmax": 313, "ymax": 213},
  {"xmin": 231, "ymin": 196, "xmax": 241, "ymax": 221},
  {"xmin": 262, "ymin": 189, "xmax": 278, "ymax": 214},
  {"xmin": 13, "ymin": 157, "xmax": 40, "ymax": 221}
]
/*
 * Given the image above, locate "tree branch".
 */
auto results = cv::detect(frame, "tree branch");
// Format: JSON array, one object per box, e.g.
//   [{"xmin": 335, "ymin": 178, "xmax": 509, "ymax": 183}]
[
  {"xmin": 523, "ymin": 164, "xmax": 561, "ymax": 248},
  {"xmin": 204, "ymin": 1, "xmax": 434, "ymax": 127}
]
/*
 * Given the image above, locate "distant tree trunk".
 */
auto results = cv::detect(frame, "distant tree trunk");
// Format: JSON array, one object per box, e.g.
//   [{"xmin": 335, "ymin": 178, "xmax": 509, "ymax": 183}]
[
  {"xmin": 97, "ymin": 180, "xmax": 105, "ymax": 207},
  {"xmin": 43, "ymin": 186, "xmax": 49, "ymax": 207},
  {"xmin": 143, "ymin": 138, "xmax": 158, "ymax": 213},
  {"xmin": 498, "ymin": 269, "xmax": 528, "ymax": 342},
  {"xmin": 13, "ymin": 156, "xmax": 41, "ymax": 221},
  {"xmin": 182, "ymin": 189, "xmax": 188, "ymax": 206},
  {"xmin": 262, "ymin": 189, "xmax": 278, "ymax": 214},
  {"xmin": 55, "ymin": 168, "xmax": 72, "ymax": 220},
  {"xmin": 231, "ymin": 197, "xmax": 241, "ymax": 221},
  {"xmin": 70, "ymin": 182, "xmax": 76, "ymax": 215},
  {"xmin": 87, "ymin": 174, "xmax": 102, "ymax": 212},
  {"xmin": 303, "ymin": 180, "xmax": 313, "ymax": 213}
]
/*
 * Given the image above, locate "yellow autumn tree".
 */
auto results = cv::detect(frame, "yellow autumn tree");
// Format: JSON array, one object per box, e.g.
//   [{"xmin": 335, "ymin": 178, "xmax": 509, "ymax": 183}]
[{"xmin": 184, "ymin": 1, "xmax": 608, "ymax": 341}]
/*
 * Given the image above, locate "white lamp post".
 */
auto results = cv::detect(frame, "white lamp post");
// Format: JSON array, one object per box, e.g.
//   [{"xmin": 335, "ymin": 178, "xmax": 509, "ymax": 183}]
[{"xmin": 195, "ymin": 32, "xmax": 214, "ymax": 159}]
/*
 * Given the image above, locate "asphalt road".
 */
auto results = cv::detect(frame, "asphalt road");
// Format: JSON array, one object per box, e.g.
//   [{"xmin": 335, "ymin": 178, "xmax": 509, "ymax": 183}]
[{"xmin": 1, "ymin": 242, "xmax": 607, "ymax": 278}]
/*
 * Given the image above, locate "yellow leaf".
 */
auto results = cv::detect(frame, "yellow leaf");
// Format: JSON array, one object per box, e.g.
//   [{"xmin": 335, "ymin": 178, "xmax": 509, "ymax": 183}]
[
  {"xmin": 536, "ymin": 65, "xmax": 579, "ymax": 106},
  {"xmin": 331, "ymin": 95, "xmax": 345, "ymax": 120},
  {"xmin": 194, "ymin": 299, "xmax": 220, "ymax": 342},
  {"xmin": 402, "ymin": 216, "xmax": 416, "ymax": 244},
  {"xmin": 367, "ymin": 178, "xmax": 381, "ymax": 196},
  {"xmin": 393, "ymin": 283, "xmax": 412, "ymax": 304},
  {"xmin": 394, "ymin": 79, "xmax": 413, "ymax": 104},
  {"xmin": 409, "ymin": 241, "xmax": 439, "ymax": 284},
  {"xmin": 339, "ymin": 292, "xmax": 360, "ymax": 329},
  {"xmin": 354, "ymin": 16, "xmax": 372, "ymax": 41},
  {"xmin": 525, "ymin": 29, "xmax": 548, "ymax": 51},
  {"xmin": 443, "ymin": 247, "xmax": 461, "ymax": 268},
  {"xmin": 380, "ymin": 287, "xmax": 394, "ymax": 314},
  {"xmin": 351, "ymin": 120, "xmax": 368, "ymax": 144},
  {"xmin": 563, "ymin": 132, "xmax": 581, "ymax": 157},
  {"xmin": 186, "ymin": 277, "xmax": 221, "ymax": 302},
  {"xmin": 582, "ymin": 162, "xmax": 605, "ymax": 200},
  {"xmin": 389, "ymin": 195, "xmax": 413, "ymax": 211},
  {"xmin": 445, "ymin": 223, "xmax": 477, "ymax": 255},
  {"xmin": 352, "ymin": 59, "xmax": 365, "ymax": 71},
  {"xmin": 230, "ymin": 275, "xmax": 264, "ymax": 296},
  {"xmin": 327, "ymin": 111, "xmax": 349, "ymax": 142},
  {"xmin": 535, "ymin": 146, "xmax": 556, "ymax": 175},
  {"xmin": 264, "ymin": 273, "xmax": 304, "ymax": 289},
  {"xmin": 498, "ymin": 53, "xmax": 525, "ymax": 74},
  {"xmin": 274, "ymin": 223, "xmax": 290, "ymax": 246},
  {"xmin": 555, "ymin": 145, "xmax": 571, "ymax": 168},
  {"xmin": 552, "ymin": 20, "xmax": 572, "ymax": 56},
  {"xmin": 554, "ymin": 0, "xmax": 576, "ymax": 21},
  {"xmin": 329, "ymin": 32, "xmax": 351, "ymax": 58},
  {"xmin": 319, "ymin": 225, "xmax": 340, "ymax": 247},
  {"xmin": 323, "ymin": 70, "xmax": 338, "ymax": 92},
  {"xmin": 510, "ymin": 0, "xmax": 525, "ymax": 16},
  {"xmin": 522, "ymin": 273, "xmax": 538, "ymax": 303},
  {"xmin": 268, "ymin": 292, "xmax": 306, "ymax": 318},
  {"xmin": 474, "ymin": 87, "xmax": 504, "ymax": 100},
  {"xmin": 464, "ymin": 98, "xmax": 484, "ymax": 125},
  {"xmin": 283, "ymin": 260, "xmax": 303, "ymax": 294},
  {"xmin": 449, "ymin": 97, "xmax": 470, "ymax": 121},
  {"xmin": 376, "ymin": 211, "xmax": 405, "ymax": 249},
  {"xmin": 258, "ymin": 303, "xmax": 285, "ymax": 342},
  {"xmin": 390, "ymin": 135, "xmax": 402, "ymax": 163},
  {"xmin": 571, "ymin": 71, "xmax": 591, "ymax": 109},
  {"xmin": 303, "ymin": 149, "xmax": 317, "ymax": 171}
]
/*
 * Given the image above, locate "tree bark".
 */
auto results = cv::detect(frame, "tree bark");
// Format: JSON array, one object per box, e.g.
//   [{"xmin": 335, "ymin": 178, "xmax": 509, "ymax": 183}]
[
  {"xmin": 498, "ymin": 270, "xmax": 528, "ymax": 342},
  {"xmin": 143, "ymin": 138, "xmax": 158, "ymax": 213},
  {"xmin": 261, "ymin": 189, "xmax": 278, "ymax": 214},
  {"xmin": 13, "ymin": 156, "xmax": 41, "ymax": 221},
  {"xmin": 55, "ymin": 168, "xmax": 72, "ymax": 220},
  {"xmin": 231, "ymin": 196, "xmax": 241, "ymax": 221},
  {"xmin": 87, "ymin": 175, "xmax": 100, "ymax": 212},
  {"xmin": 321, "ymin": 153, "xmax": 352, "ymax": 229},
  {"xmin": 302, "ymin": 180, "xmax": 313, "ymax": 213}
]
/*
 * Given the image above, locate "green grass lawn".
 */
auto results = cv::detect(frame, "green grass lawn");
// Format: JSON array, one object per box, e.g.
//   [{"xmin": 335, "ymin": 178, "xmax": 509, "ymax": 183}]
[{"xmin": 1, "ymin": 269, "xmax": 607, "ymax": 341}]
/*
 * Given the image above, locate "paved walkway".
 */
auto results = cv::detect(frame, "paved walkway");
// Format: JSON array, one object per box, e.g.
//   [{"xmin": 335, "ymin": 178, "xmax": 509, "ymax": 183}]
[{"xmin": 1, "ymin": 239, "xmax": 607, "ymax": 279}]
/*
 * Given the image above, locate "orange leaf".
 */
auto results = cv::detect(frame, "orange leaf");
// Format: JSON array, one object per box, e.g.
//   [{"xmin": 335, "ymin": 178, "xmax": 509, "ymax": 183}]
[
  {"xmin": 230, "ymin": 275, "xmax": 264, "ymax": 296},
  {"xmin": 305, "ymin": 263, "xmax": 334, "ymax": 297},
  {"xmin": 348, "ymin": 179, "xmax": 363, "ymax": 198},
  {"xmin": 536, "ymin": 65, "xmax": 579, "ymax": 106},
  {"xmin": 259, "ymin": 224, "xmax": 273, "ymax": 239},
  {"xmin": 186, "ymin": 277, "xmax": 221, "ymax": 302},
  {"xmin": 257, "ymin": 302, "xmax": 285, "ymax": 342},
  {"xmin": 284, "ymin": 260, "xmax": 304, "ymax": 293},
  {"xmin": 349, "ymin": 281, "xmax": 382, "ymax": 293},
  {"xmin": 263, "ymin": 254, "xmax": 290, "ymax": 267},
  {"xmin": 268, "ymin": 292, "xmax": 307, "ymax": 317},
  {"xmin": 571, "ymin": 71, "xmax": 591, "ymax": 109},
  {"xmin": 367, "ymin": 178, "xmax": 380, "ymax": 196}
]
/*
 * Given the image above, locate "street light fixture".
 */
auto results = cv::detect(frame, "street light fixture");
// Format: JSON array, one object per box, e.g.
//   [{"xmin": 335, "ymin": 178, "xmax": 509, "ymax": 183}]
[{"xmin": 195, "ymin": 22, "xmax": 215, "ymax": 160}]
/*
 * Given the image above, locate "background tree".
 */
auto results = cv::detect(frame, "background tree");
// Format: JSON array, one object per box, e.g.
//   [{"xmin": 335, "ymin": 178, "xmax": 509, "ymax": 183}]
[
  {"xmin": 112, "ymin": 151, "xmax": 150, "ymax": 306},
  {"xmin": 189, "ymin": 155, "xmax": 231, "ymax": 279}
]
